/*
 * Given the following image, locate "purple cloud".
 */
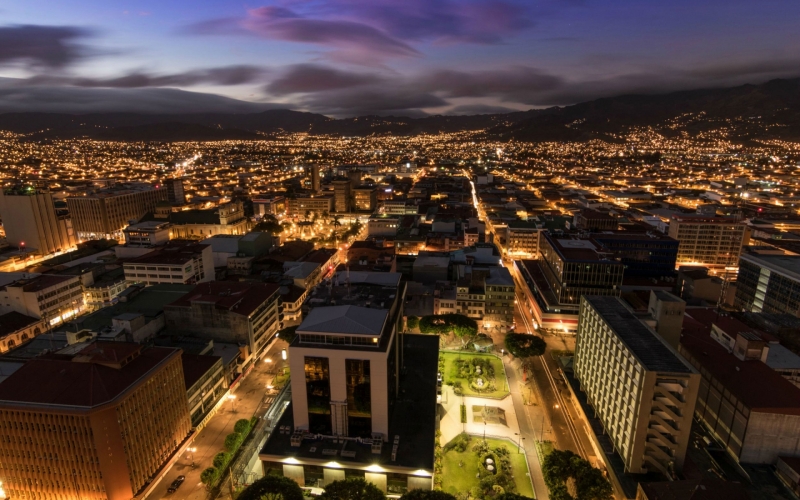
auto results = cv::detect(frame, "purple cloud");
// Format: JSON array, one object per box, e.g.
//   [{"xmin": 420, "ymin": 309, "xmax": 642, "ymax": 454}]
[{"xmin": 0, "ymin": 24, "xmax": 94, "ymax": 68}]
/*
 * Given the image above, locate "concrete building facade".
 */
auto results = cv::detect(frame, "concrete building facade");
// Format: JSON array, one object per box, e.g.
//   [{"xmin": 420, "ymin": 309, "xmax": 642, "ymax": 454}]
[
  {"xmin": 575, "ymin": 296, "xmax": 699, "ymax": 476},
  {"xmin": 667, "ymin": 216, "xmax": 745, "ymax": 271},
  {"xmin": 66, "ymin": 183, "xmax": 168, "ymax": 240},
  {"xmin": 0, "ymin": 186, "xmax": 76, "ymax": 254},
  {"xmin": 734, "ymin": 253, "xmax": 800, "ymax": 318},
  {"xmin": 0, "ymin": 342, "xmax": 192, "ymax": 500}
]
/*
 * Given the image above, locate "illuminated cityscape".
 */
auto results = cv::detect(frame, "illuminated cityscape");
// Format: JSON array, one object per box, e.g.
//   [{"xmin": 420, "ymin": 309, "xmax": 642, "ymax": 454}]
[{"xmin": 2, "ymin": 1, "xmax": 800, "ymax": 500}]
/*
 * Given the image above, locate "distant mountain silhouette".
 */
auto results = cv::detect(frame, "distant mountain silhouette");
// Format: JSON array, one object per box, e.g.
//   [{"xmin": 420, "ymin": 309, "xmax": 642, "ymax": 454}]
[{"xmin": 1, "ymin": 79, "xmax": 799, "ymax": 142}]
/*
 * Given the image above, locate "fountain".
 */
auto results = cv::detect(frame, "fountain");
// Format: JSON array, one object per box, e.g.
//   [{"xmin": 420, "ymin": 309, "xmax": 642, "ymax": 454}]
[{"xmin": 476, "ymin": 378, "xmax": 484, "ymax": 388}]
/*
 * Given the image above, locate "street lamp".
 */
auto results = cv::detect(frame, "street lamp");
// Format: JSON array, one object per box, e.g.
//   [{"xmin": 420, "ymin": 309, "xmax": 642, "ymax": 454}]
[
  {"xmin": 187, "ymin": 447, "xmax": 197, "ymax": 468},
  {"xmin": 227, "ymin": 394, "xmax": 236, "ymax": 413},
  {"xmin": 281, "ymin": 348, "xmax": 287, "ymax": 361},
  {"xmin": 514, "ymin": 432, "xmax": 525, "ymax": 453}
]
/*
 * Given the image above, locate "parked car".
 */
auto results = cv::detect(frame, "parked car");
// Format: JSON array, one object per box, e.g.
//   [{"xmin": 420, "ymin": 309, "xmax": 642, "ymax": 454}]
[{"xmin": 167, "ymin": 476, "xmax": 185, "ymax": 493}]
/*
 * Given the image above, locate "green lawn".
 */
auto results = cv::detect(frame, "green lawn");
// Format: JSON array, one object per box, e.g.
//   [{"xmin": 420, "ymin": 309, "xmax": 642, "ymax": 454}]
[
  {"xmin": 441, "ymin": 352, "xmax": 510, "ymax": 399},
  {"xmin": 441, "ymin": 436, "xmax": 534, "ymax": 498}
]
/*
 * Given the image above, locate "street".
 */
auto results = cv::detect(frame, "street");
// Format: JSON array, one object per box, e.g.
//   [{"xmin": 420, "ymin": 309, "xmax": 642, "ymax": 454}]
[{"xmin": 143, "ymin": 338, "xmax": 289, "ymax": 500}]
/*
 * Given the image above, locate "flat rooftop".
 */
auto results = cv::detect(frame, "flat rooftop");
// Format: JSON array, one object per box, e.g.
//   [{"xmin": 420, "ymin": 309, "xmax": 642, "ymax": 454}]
[
  {"xmin": 583, "ymin": 296, "xmax": 693, "ymax": 373},
  {"xmin": 298, "ymin": 305, "xmax": 388, "ymax": 336},
  {"xmin": 76, "ymin": 284, "xmax": 194, "ymax": 332},
  {"xmin": 260, "ymin": 334, "xmax": 439, "ymax": 471},
  {"xmin": 740, "ymin": 253, "xmax": 800, "ymax": 281}
]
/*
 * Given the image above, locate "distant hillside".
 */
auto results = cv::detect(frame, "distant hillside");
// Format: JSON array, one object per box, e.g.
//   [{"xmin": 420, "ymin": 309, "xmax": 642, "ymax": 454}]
[{"xmin": 1, "ymin": 79, "xmax": 799, "ymax": 142}]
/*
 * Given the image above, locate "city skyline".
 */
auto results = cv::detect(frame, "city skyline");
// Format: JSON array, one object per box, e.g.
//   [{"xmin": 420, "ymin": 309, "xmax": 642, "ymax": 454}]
[{"xmin": 1, "ymin": 0, "xmax": 800, "ymax": 116}]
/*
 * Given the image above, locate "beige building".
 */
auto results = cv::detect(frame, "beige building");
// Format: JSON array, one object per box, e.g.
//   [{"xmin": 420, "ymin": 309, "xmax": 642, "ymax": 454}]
[
  {"xmin": 332, "ymin": 179, "xmax": 352, "ymax": 213},
  {"xmin": 66, "ymin": 183, "xmax": 168, "ymax": 240},
  {"xmin": 122, "ymin": 241, "xmax": 214, "ymax": 285},
  {"xmin": 0, "ymin": 342, "xmax": 192, "ymax": 500},
  {"xmin": 0, "ymin": 186, "xmax": 76, "ymax": 255},
  {"xmin": 287, "ymin": 195, "xmax": 333, "ymax": 218},
  {"xmin": 668, "ymin": 215, "xmax": 746, "ymax": 271},
  {"xmin": 0, "ymin": 274, "xmax": 84, "ymax": 324},
  {"xmin": 354, "ymin": 186, "xmax": 378, "ymax": 212},
  {"xmin": 0, "ymin": 311, "xmax": 47, "ymax": 353},
  {"xmin": 575, "ymin": 296, "xmax": 699, "ymax": 476}
]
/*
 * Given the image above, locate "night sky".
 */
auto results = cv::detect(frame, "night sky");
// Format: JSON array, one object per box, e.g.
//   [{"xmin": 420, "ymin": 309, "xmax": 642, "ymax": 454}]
[{"xmin": 1, "ymin": 0, "xmax": 799, "ymax": 116}]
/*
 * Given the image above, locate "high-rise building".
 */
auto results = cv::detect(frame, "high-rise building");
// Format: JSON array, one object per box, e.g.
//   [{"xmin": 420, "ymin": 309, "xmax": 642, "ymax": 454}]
[
  {"xmin": 734, "ymin": 253, "xmax": 800, "ymax": 317},
  {"xmin": 259, "ymin": 272, "xmax": 439, "ymax": 493},
  {"xmin": 589, "ymin": 231, "xmax": 679, "ymax": 278},
  {"xmin": 0, "ymin": 186, "xmax": 76, "ymax": 254},
  {"xmin": 0, "ymin": 342, "xmax": 192, "ymax": 500},
  {"xmin": 66, "ymin": 183, "xmax": 168, "ymax": 240},
  {"xmin": 166, "ymin": 178, "xmax": 186, "ymax": 204},
  {"xmin": 668, "ymin": 216, "xmax": 746, "ymax": 271},
  {"xmin": 310, "ymin": 165, "xmax": 321, "ymax": 193},
  {"xmin": 575, "ymin": 296, "xmax": 699, "ymax": 475},
  {"xmin": 332, "ymin": 179, "xmax": 352, "ymax": 213}
]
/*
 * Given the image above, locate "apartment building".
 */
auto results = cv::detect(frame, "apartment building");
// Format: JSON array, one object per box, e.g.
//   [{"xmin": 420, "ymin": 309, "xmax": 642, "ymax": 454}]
[
  {"xmin": 667, "ymin": 216, "xmax": 746, "ymax": 271},
  {"xmin": 122, "ymin": 241, "xmax": 214, "ymax": 285},
  {"xmin": 0, "ymin": 342, "xmax": 192, "ymax": 500},
  {"xmin": 66, "ymin": 183, "xmax": 167, "ymax": 240},
  {"xmin": 503, "ymin": 221, "xmax": 540, "ymax": 259},
  {"xmin": 575, "ymin": 296, "xmax": 699, "ymax": 476},
  {"xmin": 287, "ymin": 195, "xmax": 333, "ymax": 218},
  {"xmin": 0, "ymin": 274, "xmax": 84, "ymax": 324},
  {"xmin": 0, "ymin": 186, "xmax": 76, "ymax": 254},
  {"xmin": 164, "ymin": 281, "xmax": 281, "ymax": 359},
  {"xmin": 260, "ymin": 271, "xmax": 439, "ymax": 494},
  {"xmin": 734, "ymin": 253, "xmax": 800, "ymax": 317},
  {"xmin": 354, "ymin": 185, "xmax": 378, "ymax": 212}
]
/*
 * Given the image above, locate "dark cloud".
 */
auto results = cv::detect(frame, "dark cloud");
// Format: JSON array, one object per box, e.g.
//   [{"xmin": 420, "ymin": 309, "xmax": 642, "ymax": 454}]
[
  {"xmin": 296, "ymin": 86, "xmax": 446, "ymax": 116},
  {"xmin": 0, "ymin": 24, "xmax": 93, "ymax": 68},
  {"xmin": 28, "ymin": 65, "xmax": 267, "ymax": 88},
  {"xmin": 420, "ymin": 66, "xmax": 563, "ymax": 103},
  {"xmin": 446, "ymin": 104, "xmax": 520, "ymax": 115},
  {"xmin": 0, "ymin": 78, "xmax": 280, "ymax": 114},
  {"xmin": 265, "ymin": 64, "xmax": 387, "ymax": 95}
]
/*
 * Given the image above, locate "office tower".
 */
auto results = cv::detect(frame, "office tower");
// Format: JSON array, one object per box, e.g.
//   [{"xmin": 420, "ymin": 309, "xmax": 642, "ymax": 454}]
[
  {"xmin": 0, "ymin": 186, "xmax": 76, "ymax": 254},
  {"xmin": 589, "ymin": 231, "xmax": 679, "ymax": 278},
  {"xmin": 575, "ymin": 296, "xmax": 699, "ymax": 475},
  {"xmin": 310, "ymin": 165, "xmax": 321, "ymax": 193},
  {"xmin": 0, "ymin": 342, "xmax": 192, "ymax": 500},
  {"xmin": 734, "ymin": 253, "xmax": 800, "ymax": 317},
  {"xmin": 515, "ymin": 232, "xmax": 624, "ymax": 332},
  {"xmin": 332, "ymin": 179, "xmax": 352, "ymax": 213},
  {"xmin": 348, "ymin": 168, "xmax": 363, "ymax": 188},
  {"xmin": 353, "ymin": 185, "xmax": 378, "ymax": 212},
  {"xmin": 166, "ymin": 178, "xmax": 186, "ymax": 204},
  {"xmin": 668, "ymin": 215, "xmax": 746, "ymax": 271},
  {"xmin": 260, "ymin": 272, "xmax": 439, "ymax": 493},
  {"xmin": 66, "ymin": 183, "xmax": 168, "ymax": 241},
  {"xmin": 503, "ymin": 221, "xmax": 540, "ymax": 259}
]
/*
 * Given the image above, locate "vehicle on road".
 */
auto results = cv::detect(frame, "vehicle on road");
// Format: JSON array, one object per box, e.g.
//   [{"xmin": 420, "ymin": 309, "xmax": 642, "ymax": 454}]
[{"xmin": 167, "ymin": 476, "xmax": 185, "ymax": 493}]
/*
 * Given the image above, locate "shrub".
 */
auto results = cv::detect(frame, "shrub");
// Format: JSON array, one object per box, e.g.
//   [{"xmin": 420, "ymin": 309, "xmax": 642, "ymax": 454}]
[
  {"xmin": 444, "ymin": 432, "xmax": 471, "ymax": 453},
  {"xmin": 224, "ymin": 432, "xmax": 242, "ymax": 452},
  {"xmin": 213, "ymin": 451, "xmax": 230, "ymax": 469},
  {"xmin": 400, "ymin": 491, "xmax": 456, "ymax": 500},
  {"xmin": 320, "ymin": 478, "xmax": 385, "ymax": 500},
  {"xmin": 200, "ymin": 467, "xmax": 218, "ymax": 485},
  {"xmin": 407, "ymin": 316, "xmax": 420, "ymax": 330},
  {"xmin": 460, "ymin": 404, "xmax": 467, "ymax": 423},
  {"xmin": 234, "ymin": 418, "xmax": 251, "ymax": 435}
]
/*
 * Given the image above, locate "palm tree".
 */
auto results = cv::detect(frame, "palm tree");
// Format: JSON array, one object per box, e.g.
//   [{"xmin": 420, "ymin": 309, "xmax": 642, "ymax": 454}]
[{"xmin": 332, "ymin": 215, "xmax": 342, "ymax": 248}]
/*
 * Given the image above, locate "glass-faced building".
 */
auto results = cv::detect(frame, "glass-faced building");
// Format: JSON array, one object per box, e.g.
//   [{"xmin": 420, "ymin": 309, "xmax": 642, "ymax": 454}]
[{"xmin": 735, "ymin": 253, "xmax": 800, "ymax": 317}]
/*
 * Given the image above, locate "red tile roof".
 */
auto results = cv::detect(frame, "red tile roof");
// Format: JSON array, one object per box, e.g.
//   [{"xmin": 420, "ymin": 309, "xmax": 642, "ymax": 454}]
[
  {"xmin": 0, "ymin": 342, "xmax": 179, "ymax": 408},
  {"xmin": 167, "ymin": 281, "xmax": 280, "ymax": 317}
]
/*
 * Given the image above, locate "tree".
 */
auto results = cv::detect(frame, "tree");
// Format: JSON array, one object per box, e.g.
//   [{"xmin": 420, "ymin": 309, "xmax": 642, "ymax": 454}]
[
  {"xmin": 200, "ymin": 467, "xmax": 218, "ymax": 486},
  {"xmin": 237, "ymin": 475, "xmax": 304, "ymax": 500},
  {"xmin": 407, "ymin": 316, "xmax": 419, "ymax": 330},
  {"xmin": 277, "ymin": 325, "xmax": 299, "ymax": 344},
  {"xmin": 253, "ymin": 216, "xmax": 283, "ymax": 235},
  {"xmin": 419, "ymin": 314, "xmax": 478, "ymax": 344},
  {"xmin": 542, "ymin": 450, "xmax": 612, "ymax": 500},
  {"xmin": 224, "ymin": 432, "xmax": 242, "ymax": 452},
  {"xmin": 213, "ymin": 451, "xmax": 230, "ymax": 469},
  {"xmin": 496, "ymin": 494, "xmax": 535, "ymax": 500},
  {"xmin": 234, "ymin": 418, "xmax": 252, "ymax": 435},
  {"xmin": 504, "ymin": 333, "xmax": 546, "ymax": 358},
  {"xmin": 320, "ymin": 478, "xmax": 386, "ymax": 500},
  {"xmin": 400, "ymin": 491, "xmax": 457, "ymax": 500}
]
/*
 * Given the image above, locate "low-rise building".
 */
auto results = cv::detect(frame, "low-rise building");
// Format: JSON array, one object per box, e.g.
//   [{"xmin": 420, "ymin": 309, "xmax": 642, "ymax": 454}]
[
  {"xmin": 287, "ymin": 195, "xmax": 333, "ymax": 217},
  {"xmin": 0, "ymin": 311, "xmax": 46, "ymax": 353},
  {"xmin": 123, "ymin": 241, "xmax": 214, "ymax": 285},
  {"xmin": 164, "ymin": 281, "xmax": 281, "ymax": 359},
  {"xmin": 143, "ymin": 200, "xmax": 249, "ymax": 239},
  {"xmin": 182, "ymin": 352, "xmax": 227, "ymax": 427},
  {"xmin": 0, "ymin": 273, "xmax": 84, "ymax": 324}
]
